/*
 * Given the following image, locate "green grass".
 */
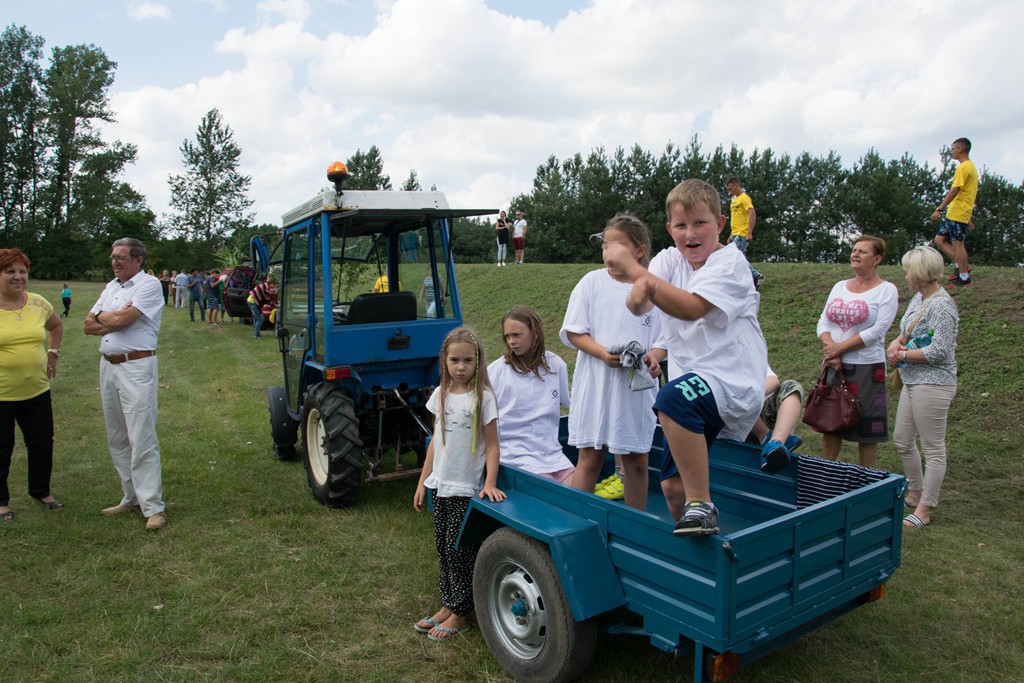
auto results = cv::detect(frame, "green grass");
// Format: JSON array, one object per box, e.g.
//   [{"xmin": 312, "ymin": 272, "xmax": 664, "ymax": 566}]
[{"xmin": 2, "ymin": 264, "xmax": 1022, "ymax": 682}]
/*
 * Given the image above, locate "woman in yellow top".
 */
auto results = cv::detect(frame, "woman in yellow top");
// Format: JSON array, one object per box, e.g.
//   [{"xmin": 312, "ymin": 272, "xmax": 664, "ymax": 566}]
[{"xmin": 0, "ymin": 249, "xmax": 64, "ymax": 521}]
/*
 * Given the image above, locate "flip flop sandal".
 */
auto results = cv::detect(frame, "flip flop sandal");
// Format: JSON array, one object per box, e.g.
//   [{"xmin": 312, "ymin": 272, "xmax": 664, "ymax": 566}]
[
  {"xmin": 904, "ymin": 513, "xmax": 929, "ymax": 528},
  {"xmin": 1, "ymin": 510, "xmax": 14, "ymax": 521},
  {"xmin": 427, "ymin": 625, "xmax": 471, "ymax": 642},
  {"xmin": 413, "ymin": 617, "xmax": 438, "ymax": 634}
]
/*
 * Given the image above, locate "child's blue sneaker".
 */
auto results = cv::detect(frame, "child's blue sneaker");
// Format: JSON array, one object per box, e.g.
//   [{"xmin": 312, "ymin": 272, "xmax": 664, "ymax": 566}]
[
  {"xmin": 784, "ymin": 434, "xmax": 803, "ymax": 453},
  {"xmin": 760, "ymin": 440, "xmax": 790, "ymax": 474}
]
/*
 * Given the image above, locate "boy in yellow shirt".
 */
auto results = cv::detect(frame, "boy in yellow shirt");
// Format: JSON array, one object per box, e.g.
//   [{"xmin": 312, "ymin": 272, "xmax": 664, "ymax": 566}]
[{"xmin": 931, "ymin": 137, "xmax": 977, "ymax": 287}]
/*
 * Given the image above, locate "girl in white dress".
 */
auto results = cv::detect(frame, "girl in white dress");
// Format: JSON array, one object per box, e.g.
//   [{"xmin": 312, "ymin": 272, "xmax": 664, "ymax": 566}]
[{"xmin": 560, "ymin": 213, "xmax": 662, "ymax": 510}]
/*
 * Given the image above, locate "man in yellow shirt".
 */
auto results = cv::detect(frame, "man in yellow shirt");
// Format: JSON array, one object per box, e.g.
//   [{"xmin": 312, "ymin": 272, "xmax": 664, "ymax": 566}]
[
  {"xmin": 725, "ymin": 178, "xmax": 764, "ymax": 289},
  {"xmin": 931, "ymin": 137, "xmax": 977, "ymax": 288}
]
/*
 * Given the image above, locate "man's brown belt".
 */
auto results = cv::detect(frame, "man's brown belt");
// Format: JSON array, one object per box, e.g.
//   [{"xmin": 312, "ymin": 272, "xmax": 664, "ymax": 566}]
[{"xmin": 102, "ymin": 350, "xmax": 157, "ymax": 364}]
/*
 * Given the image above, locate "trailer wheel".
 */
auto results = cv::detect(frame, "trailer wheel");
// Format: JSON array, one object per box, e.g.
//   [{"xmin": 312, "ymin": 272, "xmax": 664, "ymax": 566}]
[
  {"xmin": 474, "ymin": 527, "xmax": 597, "ymax": 683},
  {"xmin": 301, "ymin": 383, "xmax": 364, "ymax": 507},
  {"xmin": 267, "ymin": 386, "xmax": 298, "ymax": 461}
]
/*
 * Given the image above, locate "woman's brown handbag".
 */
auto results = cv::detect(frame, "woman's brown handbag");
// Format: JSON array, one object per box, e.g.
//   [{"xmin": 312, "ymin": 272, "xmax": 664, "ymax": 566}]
[
  {"xmin": 890, "ymin": 368, "xmax": 903, "ymax": 391},
  {"xmin": 802, "ymin": 367, "xmax": 862, "ymax": 433}
]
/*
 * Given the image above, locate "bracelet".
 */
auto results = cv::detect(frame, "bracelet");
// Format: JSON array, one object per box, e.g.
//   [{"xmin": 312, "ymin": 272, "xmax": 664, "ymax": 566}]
[
  {"xmin": 47, "ymin": 348, "xmax": 60, "ymax": 356},
  {"xmin": 936, "ymin": 207, "xmax": 944, "ymax": 212},
  {"xmin": 901, "ymin": 350, "xmax": 907, "ymax": 361},
  {"xmin": 95, "ymin": 311, "xmax": 103, "ymax": 323}
]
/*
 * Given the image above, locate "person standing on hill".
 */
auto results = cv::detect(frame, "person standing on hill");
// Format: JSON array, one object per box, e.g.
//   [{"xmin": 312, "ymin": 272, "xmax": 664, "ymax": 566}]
[
  {"xmin": 84, "ymin": 238, "xmax": 166, "ymax": 531},
  {"xmin": 931, "ymin": 137, "xmax": 977, "ymax": 288},
  {"xmin": 512, "ymin": 210, "xmax": 528, "ymax": 264},
  {"xmin": 725, "ymin": 178, "xmax": 764, "ymax": 289}
]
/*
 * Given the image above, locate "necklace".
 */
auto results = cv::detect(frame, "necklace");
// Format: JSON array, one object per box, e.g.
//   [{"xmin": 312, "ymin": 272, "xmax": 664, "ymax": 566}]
[{"xmin": 0, "ymin": 293, "xmax": 28, "ymax": 320}]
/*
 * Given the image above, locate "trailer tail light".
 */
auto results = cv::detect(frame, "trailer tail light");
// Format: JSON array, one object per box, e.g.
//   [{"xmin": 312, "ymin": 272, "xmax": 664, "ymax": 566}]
[
  {"xmin": 865, "ymin": 583, "xmax": 887, "ymax": 603},
  {"xmin": 707, "ymin": 651, "xmax": 740, "ymax": 681},
  {"xmin": 325, "ymin": 366, "xmax": 352, "ymax": 380}
]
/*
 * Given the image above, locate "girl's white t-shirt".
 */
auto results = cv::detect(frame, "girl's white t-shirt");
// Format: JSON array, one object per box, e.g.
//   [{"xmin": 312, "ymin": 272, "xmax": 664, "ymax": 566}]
[
  {"xmin": 559, "ymin": 268, "xmax": 660, "ymax": 453},
  {"xmin": 487, "ymin": 352, "xmax": 574, "ymax": 475},
  {"xmin": 422, "ymin": 386, "xmax": 498, "ymax": 498},
  {"xmin": 815, "ymin": 279, "xmax": 898, "ymax": 364}
]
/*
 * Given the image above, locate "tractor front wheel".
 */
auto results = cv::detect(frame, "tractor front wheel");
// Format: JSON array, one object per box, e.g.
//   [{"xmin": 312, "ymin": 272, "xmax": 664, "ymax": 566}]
[{"xmin": 301, "ymin": 383, "xmax": 363, "ymax": 507}]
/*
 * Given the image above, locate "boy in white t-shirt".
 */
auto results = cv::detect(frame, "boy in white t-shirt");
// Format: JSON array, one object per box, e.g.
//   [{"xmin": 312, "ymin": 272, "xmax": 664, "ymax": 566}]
[{"xmin": 605, "ymin": 179, "xmax": 768, "ymax": 537}]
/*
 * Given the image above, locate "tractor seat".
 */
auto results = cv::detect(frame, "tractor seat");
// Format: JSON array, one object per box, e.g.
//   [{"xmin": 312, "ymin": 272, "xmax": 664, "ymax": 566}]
[{"xmin": 344, "ymin": 291, "xmax": 417, "ymax": 325}]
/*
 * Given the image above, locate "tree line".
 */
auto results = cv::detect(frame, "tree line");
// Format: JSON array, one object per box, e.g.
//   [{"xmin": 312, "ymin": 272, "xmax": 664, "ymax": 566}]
[
  {"xmin": 4, "ymin": 23, "xmax": 1022, "ymax": 278},
  {"xmin": 452, "ymin": 137, "xmax": 1024, "ymax": 267}
]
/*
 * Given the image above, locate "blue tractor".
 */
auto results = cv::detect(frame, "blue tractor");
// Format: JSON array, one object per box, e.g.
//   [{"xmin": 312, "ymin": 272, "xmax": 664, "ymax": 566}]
[{"xmin": 255, "ymin": 163, "xmax": 495, "ymax": 506}]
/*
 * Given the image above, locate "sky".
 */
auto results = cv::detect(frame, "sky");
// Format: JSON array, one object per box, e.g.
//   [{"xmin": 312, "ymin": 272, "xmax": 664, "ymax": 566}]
[{"xmin": 6, "ymin": 0, "xmax": 1024, "ymax": 228}]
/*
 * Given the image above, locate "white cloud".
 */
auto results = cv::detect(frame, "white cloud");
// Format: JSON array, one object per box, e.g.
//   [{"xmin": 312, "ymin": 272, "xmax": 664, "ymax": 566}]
[
  {"xmin": 127, "ymin": 2, "xmax": 171, "ymax": 21},
  {"xmin": 102, "ymin": 0, "xmax": 1024, "ymax": 229}
]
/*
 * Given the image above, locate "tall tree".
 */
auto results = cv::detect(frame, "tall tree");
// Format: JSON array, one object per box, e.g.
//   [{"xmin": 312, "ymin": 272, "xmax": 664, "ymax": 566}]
[
  {"xmin": 345, "ymin": 146, "xmax": 392, "ymax": 190},
  {"xmin": 0, "ymin": 25, "xmax": 45, "ymax": 241},
  {"xmin": 168, "ymin": 108, "xmax": 254, "ymax": 243},
  {"xmin": 400, "ymin": 169, "xmax": 421, "ymax": 191},
  {"xmin": 41, "ymin": 43, "xmax": 116, "ymax": 235}
]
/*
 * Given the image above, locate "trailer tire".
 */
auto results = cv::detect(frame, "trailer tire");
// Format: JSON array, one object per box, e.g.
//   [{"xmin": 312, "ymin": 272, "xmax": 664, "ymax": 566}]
[
  {"xmin": 267, "ymin": 386, "xmax": 298, "ymax": 461},
  {"xmin": 474, "ymin": 527, "xmax": 597, "ymax": 683},
  {"xmin": 301, "ymin": 383, "xmax": 363, "ymax": 507}
]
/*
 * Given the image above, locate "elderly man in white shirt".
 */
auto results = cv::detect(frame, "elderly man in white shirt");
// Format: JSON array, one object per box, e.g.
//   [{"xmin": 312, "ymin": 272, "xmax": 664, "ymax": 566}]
[{"xmin": 84, "ymin": 238, "xmax": 166, "ymax": 531}]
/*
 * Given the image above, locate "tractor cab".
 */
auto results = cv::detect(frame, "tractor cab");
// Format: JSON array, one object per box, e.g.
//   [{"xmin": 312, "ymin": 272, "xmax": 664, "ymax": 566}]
[{"xmin": 259, "ymin": 162, "xmax": 495, "ymax": 506}]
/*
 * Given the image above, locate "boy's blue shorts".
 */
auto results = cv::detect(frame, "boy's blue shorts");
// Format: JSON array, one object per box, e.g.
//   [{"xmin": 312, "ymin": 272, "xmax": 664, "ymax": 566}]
[
  {"xmin": 654, "ymin": 372, "xmax": 725, "ymax": 481},
  {"xmin": 938, "ymin": 216, "xmax": 968, "ymax": 242}
]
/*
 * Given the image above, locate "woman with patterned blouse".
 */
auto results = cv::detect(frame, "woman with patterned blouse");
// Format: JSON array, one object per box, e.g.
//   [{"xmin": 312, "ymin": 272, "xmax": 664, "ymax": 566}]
[{"xmin": 886, "ymin": 246, "xmax": 959, "ymax": 528}]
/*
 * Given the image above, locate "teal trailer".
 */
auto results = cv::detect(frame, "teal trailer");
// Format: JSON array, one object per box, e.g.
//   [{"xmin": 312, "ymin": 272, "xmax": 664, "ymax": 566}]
[{"xmin": 460, "ymin": 422, "xmax": 905, "ymax": 682}]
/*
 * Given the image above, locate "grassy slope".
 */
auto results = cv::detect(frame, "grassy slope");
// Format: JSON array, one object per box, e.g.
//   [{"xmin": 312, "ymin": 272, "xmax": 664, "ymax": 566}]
[{"xmin": 1, "ymin": 262, "xmax": 1021, "ymax": 682}]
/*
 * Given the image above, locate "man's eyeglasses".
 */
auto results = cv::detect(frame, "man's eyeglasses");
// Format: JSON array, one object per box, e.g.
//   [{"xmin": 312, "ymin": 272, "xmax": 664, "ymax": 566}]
[{"xmin": 110, "ymin": 254, "xmax": 136, "ymax": 262}]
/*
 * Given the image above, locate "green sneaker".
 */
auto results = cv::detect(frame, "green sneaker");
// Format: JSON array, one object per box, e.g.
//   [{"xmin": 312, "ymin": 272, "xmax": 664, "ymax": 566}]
[{"xmin": 595, "ymin": 475, "xmax": 625, "ymax": 500}]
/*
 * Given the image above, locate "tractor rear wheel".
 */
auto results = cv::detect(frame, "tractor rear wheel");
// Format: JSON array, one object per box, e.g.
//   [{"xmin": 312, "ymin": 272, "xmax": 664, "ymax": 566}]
[{"xmin": 301, "ymin": 383, "xmax": 364, "ymax": 506}]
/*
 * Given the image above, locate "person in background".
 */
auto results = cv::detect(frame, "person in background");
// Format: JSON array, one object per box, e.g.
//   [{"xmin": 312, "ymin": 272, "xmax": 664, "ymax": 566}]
[
  {"xmin": 59, "ymin": 283, "xmax": 72, "ymax": 318},
  {"xmin": 173, "ymin": 269, "xmax": 189, "ymax": 308},
  {"xmin": 187, "ymin": 269, "xmax": 205, "ymax": 322},
  {"xmin": 725, "ymin": 177, "xmax": 764, "ymax": 289},
  {"xmin": 0, "ymin": 248, "xmax": 64, "ymax": 521},
  {"xmin": 815, "ymin": 235, "xmax": 898, "ymax": 467},
  {"xmin": 204, "ymin": 269, "xmax": 222, "ymax": 324},
  {"xmin": 512, "ymin": 210, "xmax": 528, "ymax": 264},
  {"xmin": 247, "ymin": 276, "xmax": 276, "ymax": 339},
  {"xmin": 887, "ymin": 246, "xmax": 959, "ymax": 528},
  {"xmin": 84, "ymin": 238, "xmax": 167, "ymax": 531},
  {"xmin": 931, "ymin": 137, "xmax": 977, "ymax": 288},
  {"xmin": 159, "ymin": 270, "xmax": 171, "ymax": 305},
  {"xmin": 495, "ymin": 210, "xmax": 510, "ymax": 267}
]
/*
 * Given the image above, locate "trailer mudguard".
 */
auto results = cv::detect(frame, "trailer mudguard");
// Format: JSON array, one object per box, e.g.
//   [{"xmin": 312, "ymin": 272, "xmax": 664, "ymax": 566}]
[{"xmin": 461, "ymin": 494, "xmax": 626, "ymax": 622}]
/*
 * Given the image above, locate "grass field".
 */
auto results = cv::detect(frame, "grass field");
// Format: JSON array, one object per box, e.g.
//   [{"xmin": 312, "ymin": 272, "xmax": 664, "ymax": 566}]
[{"xmin": 1, "ymin": 262, "xmax": 1022, "ymax": 682}]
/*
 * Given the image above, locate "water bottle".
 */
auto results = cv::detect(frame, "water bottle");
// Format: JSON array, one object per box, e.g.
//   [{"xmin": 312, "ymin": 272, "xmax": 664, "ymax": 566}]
[{"xmin": 897, "ymin": 330, "xmax": 934, "ymax": 368}]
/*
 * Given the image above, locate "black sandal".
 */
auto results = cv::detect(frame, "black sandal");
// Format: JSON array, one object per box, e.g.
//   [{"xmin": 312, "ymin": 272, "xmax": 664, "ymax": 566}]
[
  {"xmin": 1, "ymin": 510, "xmax": 13, "ymax": 521},
  {"xmin": 33, "ymin": 497, "xmax": 64, "ymax": 510}
]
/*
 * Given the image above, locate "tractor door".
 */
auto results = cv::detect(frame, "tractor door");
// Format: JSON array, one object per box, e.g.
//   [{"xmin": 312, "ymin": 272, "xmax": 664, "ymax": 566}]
[{"xmin": 279, "ymin": 226, "xmax": 313, "ymax": 412}]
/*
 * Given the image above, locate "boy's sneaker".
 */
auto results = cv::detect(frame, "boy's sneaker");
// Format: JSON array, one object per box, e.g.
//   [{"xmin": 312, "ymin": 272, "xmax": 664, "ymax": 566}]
[
  {"xmin": 760, "ymin": 440, "xmax": 791, "ymax": 474},
  {"xmin": 595, "ymin": 474, "xmax": 625, "ymax": 500},
  {"xmin": 673, "ymin": 501, "xmax": 719, "ymax": 536},
  {"xmin": 753, "ymin": 273, "xmax": 765, "ymax": 290},
  {"xmin": 947, "ymin": 267, "xmax": 970, "ymax": 283},
  {"xmin": 784, "ymin": 434, "xmax": 803, "ymax": 453},
  {"xmin": 947, "ymin": 275, "xmax": 973, "ymax": 289}
]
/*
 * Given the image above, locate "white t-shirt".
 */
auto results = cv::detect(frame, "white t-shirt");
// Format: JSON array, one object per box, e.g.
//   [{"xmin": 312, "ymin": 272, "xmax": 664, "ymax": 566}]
[
  {"xmin": 91, "ymin": 271, "xmax": 164, "ymax": 354},
  {"xmin": 648, "ymin": 243, "xmax": 768, "ymax": 436},
  {"xmin": 559, "ymin": 268, "xmax": 660, "ymax": 453},
  {"xmin": 513, "ymin": 219, "xmax": 527, "ymax": 239},
  {"xmin": 815, "ymin": 279, "xmax": 898, "ymax": 364},
  {"xmin": 422, "ymin": 386, "xmax": 498, "ymax": 498},
  {"xmin": 487, "ymin": 352, "xmax": 574, "ymax": 474}
]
